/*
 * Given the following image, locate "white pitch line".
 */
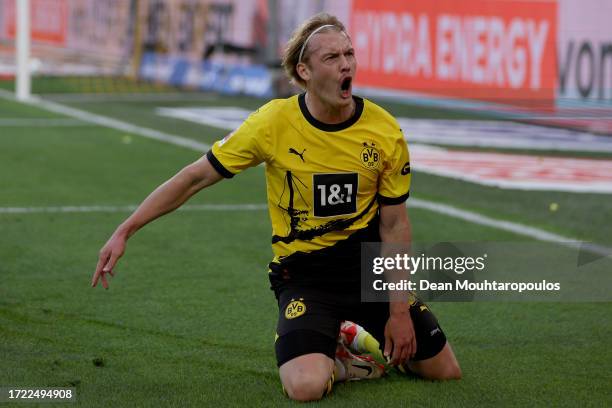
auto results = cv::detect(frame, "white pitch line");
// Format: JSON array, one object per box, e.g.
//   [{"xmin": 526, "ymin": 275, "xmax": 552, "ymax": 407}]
[
  {"xmin": 1, "ymin": 200, "xmax": 610, "ymax": 257},
  {"xmin": 409, "ymin": 198, "xmax": 612, "ymax": 257},
  {"xmin": 0, "ymin": 118, "xmax": 93, "ymax": 126},
  {"xmin": 0, "ymin": 89, "xmax": 210, "ymax": 152},
  {"xmin": 45, "ymin": 92, "xmax": 216, "ymax": 103},
  {"xmin": 32, "ymin": 97, "xmax": 211, "ymax": 152},
  {"xmin": 0, "ymin": 204, "xmax": 268, "ymax": 214}
]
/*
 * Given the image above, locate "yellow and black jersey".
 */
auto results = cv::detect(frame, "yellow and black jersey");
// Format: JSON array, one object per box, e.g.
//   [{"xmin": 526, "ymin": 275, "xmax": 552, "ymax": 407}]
[{"xmin": 206, "ymin": 93, "xmax": 410, "ymax": 278}]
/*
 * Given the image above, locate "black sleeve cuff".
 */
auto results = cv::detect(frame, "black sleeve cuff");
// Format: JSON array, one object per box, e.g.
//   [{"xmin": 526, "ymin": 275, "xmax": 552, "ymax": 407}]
[
  {"xmin": 377, "ymin": 192, "xmax": 410, "ymax": 205},
  {"xmin": 206, "ymin": 150, "xmax": 235, "ymax": 178}
]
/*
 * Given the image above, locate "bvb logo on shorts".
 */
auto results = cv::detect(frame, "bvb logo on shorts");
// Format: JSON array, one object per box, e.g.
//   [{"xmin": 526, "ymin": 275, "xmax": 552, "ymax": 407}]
[
  {"xmin": 285, "ymin": 298, "xmax": 306, "ymax": 319},
  {"xmin": 360, "ymin": 142, "xmax": 380, "ymax": 170}
]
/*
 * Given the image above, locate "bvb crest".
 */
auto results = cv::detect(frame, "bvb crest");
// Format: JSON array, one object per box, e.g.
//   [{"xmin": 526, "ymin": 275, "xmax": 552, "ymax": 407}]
[{"xmin": 360, "ymin": 142, "xmax": 380, "ymax": 170}]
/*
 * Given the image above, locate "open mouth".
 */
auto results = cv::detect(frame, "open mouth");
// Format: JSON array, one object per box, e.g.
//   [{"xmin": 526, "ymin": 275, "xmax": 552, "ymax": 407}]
[{"xmin": 340, "ymin": 77, "xmax": 352, "ymax": 97}]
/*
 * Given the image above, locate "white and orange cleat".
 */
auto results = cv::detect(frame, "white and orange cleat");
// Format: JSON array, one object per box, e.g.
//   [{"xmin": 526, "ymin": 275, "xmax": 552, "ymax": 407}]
[{"xmin": 335, "ymin": 342, "xmax": 386, "ymax": 381}]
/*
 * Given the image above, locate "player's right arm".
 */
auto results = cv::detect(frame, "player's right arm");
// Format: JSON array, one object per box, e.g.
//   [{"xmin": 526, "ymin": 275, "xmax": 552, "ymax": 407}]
[{"xmin": 91, "ymin": 156, "xmax": 223, "ymax": 289}]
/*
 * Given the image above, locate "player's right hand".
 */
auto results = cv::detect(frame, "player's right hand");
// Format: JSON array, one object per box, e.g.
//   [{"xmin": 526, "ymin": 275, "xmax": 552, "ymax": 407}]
[{"xmin": 92, "ymin": 234, "xmax": 126, "ymax": 289}]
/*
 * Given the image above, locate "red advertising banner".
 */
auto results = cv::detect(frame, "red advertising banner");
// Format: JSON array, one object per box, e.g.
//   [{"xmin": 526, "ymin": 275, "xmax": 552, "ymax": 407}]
[
  {"xmin": 4, "ymin": 0, "xmax": 68, "ymax": 45},
  {"xmin": 350, "ymin": 0, "xmax": 558, "ymax": 107}
]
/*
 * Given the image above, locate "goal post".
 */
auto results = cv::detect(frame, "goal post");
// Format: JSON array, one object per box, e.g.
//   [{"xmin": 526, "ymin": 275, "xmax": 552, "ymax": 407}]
[{"xmin": 15, "ymin": 0, "xmax": 30, "ymax": 100}]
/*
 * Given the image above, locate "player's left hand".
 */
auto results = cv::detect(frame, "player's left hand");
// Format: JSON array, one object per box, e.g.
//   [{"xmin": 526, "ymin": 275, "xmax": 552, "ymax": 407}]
[{"xmin": 384, "ymin": 311, "xmax": 417, "ymax": 365}]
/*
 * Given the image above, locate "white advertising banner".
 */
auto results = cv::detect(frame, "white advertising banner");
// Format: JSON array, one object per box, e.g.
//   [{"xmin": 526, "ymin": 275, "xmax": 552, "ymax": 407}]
[{"xmin": 558, "ymin": 0, "xmax": 612, "ymax": 105}]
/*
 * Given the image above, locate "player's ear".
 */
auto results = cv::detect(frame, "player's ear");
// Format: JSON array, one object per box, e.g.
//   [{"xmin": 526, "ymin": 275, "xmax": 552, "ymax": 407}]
[{"xmin": 296, "ymin": 62, "xmax": 310, "ymax": 82}]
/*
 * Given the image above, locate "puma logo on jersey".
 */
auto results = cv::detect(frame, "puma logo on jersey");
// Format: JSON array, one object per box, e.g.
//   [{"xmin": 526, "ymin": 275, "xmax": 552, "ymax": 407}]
[
  {"xmin": 288, "ymin": 148, "xmax": 306, "ymax": 162},
  {"xmin": 401, "ymin": 161, "xmax": 411, "ymax": 175}
]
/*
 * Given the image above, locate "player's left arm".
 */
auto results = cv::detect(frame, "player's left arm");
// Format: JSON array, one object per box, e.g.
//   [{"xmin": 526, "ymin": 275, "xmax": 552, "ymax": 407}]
[{"xmin": 379, "ymin": 203, "xmax": 417, "ymax": 365}]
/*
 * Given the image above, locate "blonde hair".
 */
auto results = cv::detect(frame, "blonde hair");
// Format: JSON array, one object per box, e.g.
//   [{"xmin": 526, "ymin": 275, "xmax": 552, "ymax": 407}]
[{"xmin": 281, "ymin": 13, "xmax": 347, "ymax": 88}]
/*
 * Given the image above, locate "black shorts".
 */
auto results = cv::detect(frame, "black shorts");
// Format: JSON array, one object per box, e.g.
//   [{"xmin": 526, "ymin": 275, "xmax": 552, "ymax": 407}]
[{"xmin": 273, "ymin": 286, "xmax": 447, "ymax": 367}]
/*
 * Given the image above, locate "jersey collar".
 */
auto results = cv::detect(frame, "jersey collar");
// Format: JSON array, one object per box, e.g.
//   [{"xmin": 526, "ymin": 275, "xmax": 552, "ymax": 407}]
[{"xmin": 298, "ymin": 93, "xmax": 364, "ymax": 132}]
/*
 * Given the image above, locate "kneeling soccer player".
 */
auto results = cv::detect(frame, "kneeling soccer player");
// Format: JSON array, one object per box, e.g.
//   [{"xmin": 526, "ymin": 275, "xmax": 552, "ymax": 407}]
[{"xmin": 92, "ymin": 13, "xmax": 461, "ymax": 402}]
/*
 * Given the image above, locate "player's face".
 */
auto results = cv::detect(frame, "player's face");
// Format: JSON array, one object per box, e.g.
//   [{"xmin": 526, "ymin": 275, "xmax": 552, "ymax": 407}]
[{"xmin": 300, "ymin": 31, "xmax": 356, "ymax": 110}]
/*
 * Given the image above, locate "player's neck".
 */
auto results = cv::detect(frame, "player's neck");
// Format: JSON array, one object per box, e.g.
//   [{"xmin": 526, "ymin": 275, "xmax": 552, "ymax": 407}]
[{"xmin": 304, "ymin": 92, "xmax": 355, "ymax": 124}]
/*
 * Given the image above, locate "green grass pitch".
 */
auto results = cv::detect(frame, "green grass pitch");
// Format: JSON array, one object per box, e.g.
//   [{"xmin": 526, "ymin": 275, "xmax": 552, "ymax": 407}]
[{"xmin": 0, "ymin": 91, "xmax": 610, "ymax": 407}]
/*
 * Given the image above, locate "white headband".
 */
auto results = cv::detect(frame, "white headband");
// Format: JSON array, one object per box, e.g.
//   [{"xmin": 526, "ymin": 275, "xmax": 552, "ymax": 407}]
[{"xmin": 298, "ymin": 24, "xmax": 344, "ymax": 63}]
